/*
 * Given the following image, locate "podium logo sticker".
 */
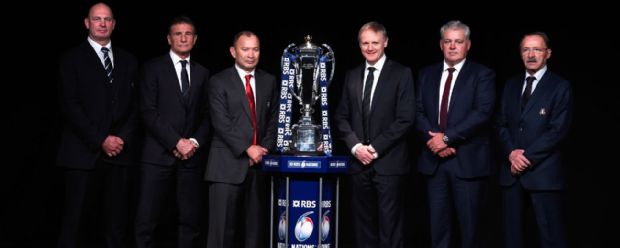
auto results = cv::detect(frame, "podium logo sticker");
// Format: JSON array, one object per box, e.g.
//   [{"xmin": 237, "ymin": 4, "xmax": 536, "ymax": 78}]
[
  {"xmin": 321, "ymin": 210, "xmax": 330, "ymax": 241},
  {"xmin": 294, "ymin": 211, "xmax": 314, "ymax": 242},
  {"xmin": 278, "ymin": 212, "xmax": 287, "ymax": 241}
]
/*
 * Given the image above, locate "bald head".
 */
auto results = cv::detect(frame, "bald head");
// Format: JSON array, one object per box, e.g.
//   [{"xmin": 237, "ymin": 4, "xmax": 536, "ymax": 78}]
[{"xmin": 84, "ymin": 2, "xmax": 116, "ymax": 45}]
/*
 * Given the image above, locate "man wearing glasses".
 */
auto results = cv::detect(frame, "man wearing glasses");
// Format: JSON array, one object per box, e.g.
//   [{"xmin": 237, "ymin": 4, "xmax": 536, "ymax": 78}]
[{"xmin": 497, "ymin": 32, "xmax": 572, "ymax": 248}]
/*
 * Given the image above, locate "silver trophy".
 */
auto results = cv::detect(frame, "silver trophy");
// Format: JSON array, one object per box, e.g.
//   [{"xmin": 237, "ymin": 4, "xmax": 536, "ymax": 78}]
[{"xmin": 281, "ymin": 35, "xmax": 335, "ymax": 155}]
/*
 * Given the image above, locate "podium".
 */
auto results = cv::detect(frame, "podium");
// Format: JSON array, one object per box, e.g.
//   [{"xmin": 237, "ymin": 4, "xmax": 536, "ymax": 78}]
[{"xmin": 263, "ymin": 155, "xmax": 348, "ymax": 248}]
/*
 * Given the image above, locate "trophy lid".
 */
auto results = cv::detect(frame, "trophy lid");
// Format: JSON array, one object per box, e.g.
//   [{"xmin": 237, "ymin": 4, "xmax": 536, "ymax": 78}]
[{"xmin": 300, "ymin": 35, "xmax": 318, "ymax": 50}]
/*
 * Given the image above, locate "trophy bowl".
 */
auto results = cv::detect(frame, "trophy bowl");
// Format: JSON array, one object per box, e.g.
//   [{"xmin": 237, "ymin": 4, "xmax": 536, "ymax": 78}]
[{"xmin": 277, "ymin": 35, "xmax": 335, "ymax": 156}]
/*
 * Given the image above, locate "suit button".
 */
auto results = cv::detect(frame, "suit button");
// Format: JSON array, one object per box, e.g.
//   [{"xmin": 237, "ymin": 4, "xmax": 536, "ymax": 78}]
[{"xmin": 519, "ymin": 127, "xmax": 523, "ymax": 132}]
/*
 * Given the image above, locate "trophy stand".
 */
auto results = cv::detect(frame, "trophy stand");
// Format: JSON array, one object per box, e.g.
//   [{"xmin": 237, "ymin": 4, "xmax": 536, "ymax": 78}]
[{"xmin": 263, "ymin": 36, "xmax": 347, "ymax": 248}]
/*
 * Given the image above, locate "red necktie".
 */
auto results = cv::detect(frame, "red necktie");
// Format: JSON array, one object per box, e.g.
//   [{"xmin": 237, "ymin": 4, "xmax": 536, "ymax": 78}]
[
  {"xmin": 439, "ymin": 68, "xmax": 455, "ymax": 131},
  {"xmin": 245, "ymin": 74, "xmax": 257, "ymax": 145}
]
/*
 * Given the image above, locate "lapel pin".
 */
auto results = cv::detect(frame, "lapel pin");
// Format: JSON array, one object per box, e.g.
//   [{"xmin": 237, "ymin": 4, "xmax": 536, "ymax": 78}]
[{"xmin": 539, "ymin": 108, "xmax": 547, "ymax": 116}]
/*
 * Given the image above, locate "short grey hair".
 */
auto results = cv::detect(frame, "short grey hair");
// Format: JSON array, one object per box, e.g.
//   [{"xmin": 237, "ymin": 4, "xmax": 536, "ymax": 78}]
[{"xmin": 440, "ymin": 20, "xmax": 470, "ymax": 39}]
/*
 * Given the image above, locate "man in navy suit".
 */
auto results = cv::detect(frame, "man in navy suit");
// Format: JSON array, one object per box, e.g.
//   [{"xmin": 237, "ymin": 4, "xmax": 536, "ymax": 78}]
[
  {"xmin": 334, "ymin": 21, "xmax": 415, "ymax": 248},
  {"xmin": 206, "ymin": 31, "xmax": 278, "ymax": 248},
  {"xmin": 135, "ymin": 16, "xmax": 210, "ymax": 248},
  {"xmin": 415, "ymin": 20, "xmax": 495, "ymax": 248},
  {"xmin": 497, "ymin": 32, "xmax": 572, "ymax": 248},
  {"xmin": 57, "ymin": 3, "xmax": 138, "ymax": 248}
]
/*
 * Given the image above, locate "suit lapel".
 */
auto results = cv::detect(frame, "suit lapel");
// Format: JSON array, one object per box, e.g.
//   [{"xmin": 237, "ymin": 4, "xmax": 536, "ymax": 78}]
[
  {"xmin": 186, "ymin": 61, "xmax": 199, "ymax": 108},
  {"xmin": 83, "ymin": 42, "xmax": 111, "ymax": 86},
  {"xmin": 448, "ymin": 61, "xmax": 470, "ymax": 120},
  {"xmin": 369, "ymin": 60, "xmax": 393, "ymax": 118},
  {"xmin": 428, "ymin": 63, "xmax": 443, "ymax": 127},
  {"xmin": 521, "ymin": 72, "xmax": 551, "ymax": 116},
  {"xmin": 355, "ymin": 65, "xmax": 364, "ymax": 116},
  {"xmin": 164, "ymin": 56, "xmax": 186, "ymax": 105},
  {"xmin": 229, "ymin": 68, "xmax": 253, "ymax": 122},
  {"xmin": 254, "ymin": 71, "xmax": 266, "ymax": 125}
]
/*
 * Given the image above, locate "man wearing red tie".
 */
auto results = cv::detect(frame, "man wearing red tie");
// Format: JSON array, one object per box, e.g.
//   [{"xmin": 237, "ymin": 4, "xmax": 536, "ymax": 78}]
[
  {"xmin": 206, "ymin": 31, "xmax": 279, "ymax": 248},
  {"xmin": 415, "ymin": 20, "xmax": 496, "ymax": 248}
]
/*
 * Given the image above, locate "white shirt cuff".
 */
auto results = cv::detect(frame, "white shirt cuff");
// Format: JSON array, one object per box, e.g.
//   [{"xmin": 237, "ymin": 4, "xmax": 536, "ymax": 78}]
[
  {"xmin": 189, "ymin": 138, "xmax": 199, "ymax": 148},
  {"xmin": 351, "ymin": 143, "xmax": 363, "ymax": 155}
]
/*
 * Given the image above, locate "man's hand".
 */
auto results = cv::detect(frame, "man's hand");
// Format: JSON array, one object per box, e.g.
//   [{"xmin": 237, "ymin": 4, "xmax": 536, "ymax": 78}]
[
  {"xmin": 175, "ymin": 138, "xmax": 197, "ymax": 160},
  {"xmin": 102, "ymin": 135, "xmax": 124, "ymax": 157},
  {"xmin": 509, "ymin": 149, "xmax": 530, "ymax": 175},
  {"xmin": 247, "ymin": 145, "xmax": 268, "ymax": 166},
  {"xmin": 438, "ymin": 147, "xmax": 456, "ymax": 158},
  {"xmin": 355, "ymin": 145, "xmax": 376, "ymax": 166},
  {"xmin": 427, "ymin": 131, "xmax": 448, "ymax": 154}
]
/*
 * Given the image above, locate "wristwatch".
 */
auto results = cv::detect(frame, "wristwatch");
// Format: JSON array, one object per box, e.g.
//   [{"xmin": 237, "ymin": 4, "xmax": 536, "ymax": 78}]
[{"xmin": 442, "ymin": 135, "xmax": 450, "ymax": 145}]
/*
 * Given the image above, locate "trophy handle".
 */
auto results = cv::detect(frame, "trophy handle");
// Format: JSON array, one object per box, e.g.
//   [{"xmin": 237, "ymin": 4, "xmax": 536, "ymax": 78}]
[
  {"xmin": 321, "ymin": 44, "xmax": 336, "ymax": 87},
  {"xmin": 282, "ymin": 43, "xmax": 303, "ymax": 103}
]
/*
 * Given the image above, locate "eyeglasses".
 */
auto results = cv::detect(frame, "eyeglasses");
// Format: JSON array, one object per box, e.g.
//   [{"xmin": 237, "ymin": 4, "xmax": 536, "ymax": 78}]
[{"xmin": 521, "ymin": 47, "xmax": 548, "ymax": 54}]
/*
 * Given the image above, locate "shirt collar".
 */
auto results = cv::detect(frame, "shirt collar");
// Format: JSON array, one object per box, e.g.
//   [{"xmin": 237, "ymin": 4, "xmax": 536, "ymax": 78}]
[
  {"xmin": 366, "ymin": 54, "xmax": 387, "ymax": 71},
  {"xmin": 169, "ymin": 50, "xmax": 190, "ymax": 64},
  {"xmin": 443, "ymin": 58, "xmax": 466, "ymax": 72}
]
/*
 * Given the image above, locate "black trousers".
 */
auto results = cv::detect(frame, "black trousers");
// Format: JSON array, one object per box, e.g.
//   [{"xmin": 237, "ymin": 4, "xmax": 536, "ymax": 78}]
[
  {"xmin": 57, "ymin": 159, "xmax": 129, "ymax": 248},
  {"xmin": 207, "ymin": 167, "xmax": 268, "ymax": 248},
  {"xmin": 134, "ymin": 161, "xmax": 204, "ymax": 248},
  {"xmin": 350, "ymin": 168, "xmax": 406, "ymax": 248}
]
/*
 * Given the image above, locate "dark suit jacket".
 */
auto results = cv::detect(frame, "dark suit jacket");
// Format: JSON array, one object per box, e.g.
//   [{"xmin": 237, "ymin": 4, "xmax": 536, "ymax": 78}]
[
  {"xmin": 206, "ymin": 66, "xmax": 278, "ymax": 184},
  {"xmin": 415, "ymin": 60, "xmax": 496, "ymax": 178},
  {"xmin": 140, "ymin": 54, "xmax": 210, "ymax": 166},
  {"xmin": 497, "ymin": 70, "xmax": 572, "ymax": 190},
  {"xmin": 334, "ymin": 59, "xmax": 415, "ymax": 175},
  {"xmin": 57, "ymin": 41, "xmax": 139, "ymax": 169}
]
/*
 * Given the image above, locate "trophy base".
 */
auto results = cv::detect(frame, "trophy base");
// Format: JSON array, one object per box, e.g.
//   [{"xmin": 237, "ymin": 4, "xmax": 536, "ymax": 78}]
[{"xmin": 282, "ymin": 150, "xmax": 325, "ymax": 156}]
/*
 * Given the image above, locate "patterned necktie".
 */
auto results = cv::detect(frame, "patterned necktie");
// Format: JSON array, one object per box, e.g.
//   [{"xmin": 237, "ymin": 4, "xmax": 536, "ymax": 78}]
[
  {"xmin": 101, "ymin": 47, "xmax": 113, "ymax": 83},
  {"xmin": 245, "ymin": 74, "xmax": 257, "ymax": 145},
  {"xmin": 180, "ymin": 60, "xmax": 190, "ymax": 97},
  {"xmin": 439, "ymin": 67, "xmax": 456, "ymax": 131},
  {"xmin": 362, "ymin": 67, "xmax": 375, "ymax": 144},
  {"xmin": 522, "ymin": 76, "xmax": 536, "ymax": 108}
]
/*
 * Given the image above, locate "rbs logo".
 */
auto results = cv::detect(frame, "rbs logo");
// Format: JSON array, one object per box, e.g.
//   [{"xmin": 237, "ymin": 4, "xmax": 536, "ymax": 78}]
[
  {"xmin": 292, "ymin": 200, "xmax": 316, "ymax": 208},
  {"xmin": 294, "ymin": 211, "xmax": 314, "ymax": 242}
]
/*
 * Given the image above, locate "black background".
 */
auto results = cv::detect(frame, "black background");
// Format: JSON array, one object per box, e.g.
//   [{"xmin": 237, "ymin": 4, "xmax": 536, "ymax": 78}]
[{"xmin": 2, "ymin": 0, "xmax": 616, "ymax": 247}]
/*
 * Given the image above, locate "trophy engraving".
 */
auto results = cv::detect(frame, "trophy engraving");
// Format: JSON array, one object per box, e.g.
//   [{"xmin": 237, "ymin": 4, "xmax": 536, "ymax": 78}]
[{"xmin": 277, "ymin": 35, "xmax": 335, "ymax": 155}]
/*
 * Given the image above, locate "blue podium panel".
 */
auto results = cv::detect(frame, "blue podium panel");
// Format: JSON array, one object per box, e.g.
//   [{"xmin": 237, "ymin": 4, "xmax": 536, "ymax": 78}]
[
  {"xmin": 265, "ymin": 155, "xmax": 348, "ymax": 248},
  {"xmin": 276, "ymin": 179, "xmax": 335, "ymax": 248},
  {"xmin": 263, "ymin": 155, "xmax": 348, "ymax": 174}
]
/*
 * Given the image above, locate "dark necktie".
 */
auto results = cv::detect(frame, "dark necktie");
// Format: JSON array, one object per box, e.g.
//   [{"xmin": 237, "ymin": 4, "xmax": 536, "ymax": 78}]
[
  {"xmin": 522, "ymin": 76, "xmax": 536, "ymax": 108},
  {"xmin": 101, "ymin": 47, "xmax": 113, "ymax": 83},
  {"xmin": 362, "ymin": 67, "xmax": 376, "ymax": 144},
  {"xmin": 439, "ymin": 67, "xmax": 456, "ymax": 131},
  {"xmin": 245, "ymin": 74, "xmax": 257, "ymax": 145},
  {"xmin": 180, "ymin": 60, "xmax": 190, "ymax": 97}
]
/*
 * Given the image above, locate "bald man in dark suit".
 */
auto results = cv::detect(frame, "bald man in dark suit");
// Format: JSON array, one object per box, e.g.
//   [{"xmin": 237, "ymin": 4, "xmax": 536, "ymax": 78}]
[{"xmin": 57, "ymin": 3, "xmax": 138, "ymax": 248}]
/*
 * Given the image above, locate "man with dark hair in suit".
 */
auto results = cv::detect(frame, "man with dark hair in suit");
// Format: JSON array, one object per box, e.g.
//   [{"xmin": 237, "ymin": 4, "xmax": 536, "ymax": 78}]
[
  {"xmin": 206, "ymin": 31, "xmax": 278, "ymax": 248},
  {"xmin": 334, "ymin": 21, "xmax": 415, "ymax": 248},
  {"xmin": 134, "ymin": 15, "xmax": 210, "ymax": 248},
  {"xmin": 497, "ymin": 32, "xmax": 572, "ymax": 248},
  {"xmin": 415, "ymin": 20, "xmax": 496, "ymax": 248},
  {"xmin": 57, "ymin": 2, "xmax": 138, "ymax": 248}
]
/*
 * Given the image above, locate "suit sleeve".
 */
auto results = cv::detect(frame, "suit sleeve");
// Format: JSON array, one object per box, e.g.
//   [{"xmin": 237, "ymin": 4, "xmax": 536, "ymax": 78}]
[
  {"xmin": 116, "ymin": 54, "xmax": 139, "ymax": 144},
  {"xmin": 260, "ymin": 76, "xmax": 279, "ymax": 150},
  {"xmin": 190, "ymin": 69, "xmax": 211, "ymax": 146},
  {"xmin": 371, "ymin": 67, "xmax": 416, "ymax": 154},
  {"xmin": 209, "ymin": 76, "xmax": 251, "ymax": 157},
  {"xmin": 415, "ymin": 70, "xmax": 435, "ymax": 139},
  {"xmin": 334, "ymin": 71, "xmax": 361, "ymax": 150},
  {"xmin": 444, "ymin": 68, "xmax": 496, "ymax": 146},
  {"xmin": 59, "ymin": 54, "xmax": 106, "ymax": 150},
  {"xmin": 524, "ymin": 81, "xmax": 573, "ymax": 165},
  {"xmin": 140, "ymin": 63, "xmax": 182, "ymax": 150},
  {"xmin": 496, "ymin": 82, "xmax": 517, "ymax": 160}
]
